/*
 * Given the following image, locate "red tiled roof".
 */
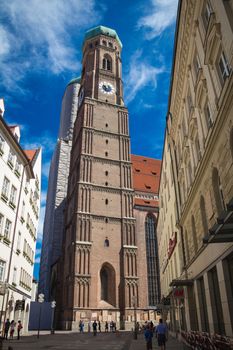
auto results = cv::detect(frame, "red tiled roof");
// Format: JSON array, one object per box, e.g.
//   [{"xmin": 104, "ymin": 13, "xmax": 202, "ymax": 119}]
[
  {"xmin": 131, "ymin": 154, "xmax": 161, "ymax": 194},
  {"xmin": 134, "ymin": 198, "xmax": 159, "ymax": 207},
  {"xmin": 24, "ymin": 149, "xmax": 37, "ymax": 162}
]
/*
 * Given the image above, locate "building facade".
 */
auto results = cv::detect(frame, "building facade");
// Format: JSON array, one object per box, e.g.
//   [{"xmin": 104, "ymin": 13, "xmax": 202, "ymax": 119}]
[
  {"xmin": 57, "ymin": 26, "xmax": 161, "ymax": 329},
  {"xmin": 39, "ymin": 79, "xmax": 80, "ymax": 300},
  {"xmin": 0, "ymin": 99, "xmax": 41, "ymax": 332},
  {"xmin": 158, "ymin": 0, "xmax": 233, "ymax": 338}
]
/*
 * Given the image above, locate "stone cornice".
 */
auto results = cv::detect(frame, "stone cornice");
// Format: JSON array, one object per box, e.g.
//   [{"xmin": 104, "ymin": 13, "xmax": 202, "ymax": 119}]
[
  {"xmin": 82, "ymin": 125, "xmax": 130, "ymax": 139},
  {"xmin": 83, "ymin": 97, "xmax": 128, "ymax": 112},
  {"xmin": 78, "ymin": 181, "xmax": 134, "ymax": 193},
  {"xmin": 81, "ymin": 153, "xmax": 132, "ymax": 166}
]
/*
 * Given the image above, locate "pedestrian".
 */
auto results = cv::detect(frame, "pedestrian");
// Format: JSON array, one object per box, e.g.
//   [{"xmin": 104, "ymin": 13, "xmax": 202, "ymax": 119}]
[
  {"xmin": 98, "ymin": 320, "xmax": 101, "ymax": 332},
  {"xmin": 144, "ymin": 324, "xmax": 153, "ymax": 350},
  {"xmin": 155, "ymin": 319, "xmax": 168, "ymax": 350},
  {"xmin": 88, "ymin": 321, "xmax": 91, "ymax": 333},
  {"xmin": 105, "ymin": 321, "xmax": 108, "ymax": 332},
  {"xmin": 17, "ymin": 320, "xmax": 23, "ymax": 340},
  {"xmin": 110, "ymin": 320, "xmax": 113, "ymax": 332},
  {"xmin": 79, "ymin": 320, "xmax": 84, "ymax": 333},
  {"xmin": 4, "ymin": 318, "xmax": 10, "ymax": 339},
  {"xmin": 9, "ymin": 320, "xmax": 15, "ymax": 339},
  {"xmin": 92, "ymin": 320, "xmax": 97, "ymax": 336}
]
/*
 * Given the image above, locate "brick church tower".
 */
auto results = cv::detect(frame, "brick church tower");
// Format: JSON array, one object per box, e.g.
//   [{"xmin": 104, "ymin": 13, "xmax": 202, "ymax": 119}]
[{"xmin": 61, "ymin": 26, "xmax": 138, "ymax": 329}]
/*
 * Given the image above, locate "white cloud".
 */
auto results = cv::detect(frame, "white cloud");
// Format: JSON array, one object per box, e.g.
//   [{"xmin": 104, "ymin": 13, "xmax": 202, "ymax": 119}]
[
  {"xmin": 137, "ymin": 0, "xmax": 178, "ymax": 39},
  {"xmin": 125, "ymin": 50, "xmax": 164, "ymax": 103},
  {"xmin": 40, "ymin": 190, "xmax": 47, "ymax": 206},
  {"xmin": 0, "ymin": 0, "xmax": 102, "ymax": 92},
  {"xmin": 42, "ymin": 161, "xmax": 51, "ymax": 179},
  {"xmin": 37, "ymin": 204, "xmax": 46, "ymax": 242},
  {"xmin": 22, "ymin": 132, "xmax": 56, "ymax": 155}
]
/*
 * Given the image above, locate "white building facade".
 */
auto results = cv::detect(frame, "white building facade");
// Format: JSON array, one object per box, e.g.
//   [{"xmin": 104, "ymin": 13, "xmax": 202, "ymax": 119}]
[
  {"xmin": 0, "ymin": 99, "xmax": 41, "ymax": 333},
  {"xmin": 39, "ymin": 79, "xmax": 80, "ymax": 300}
]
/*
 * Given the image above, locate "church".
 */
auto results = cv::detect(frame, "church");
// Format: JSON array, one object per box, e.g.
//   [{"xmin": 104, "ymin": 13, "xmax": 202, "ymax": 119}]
[{"xmin": 41, "ymin": 26, "xmax": 161, "ymax": 330}]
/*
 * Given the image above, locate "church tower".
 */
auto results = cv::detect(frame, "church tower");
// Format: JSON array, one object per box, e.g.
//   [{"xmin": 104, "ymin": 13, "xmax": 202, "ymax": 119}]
[{"xmin": 61, "ymin": 26, "xmax": 138, "ymax": 329}]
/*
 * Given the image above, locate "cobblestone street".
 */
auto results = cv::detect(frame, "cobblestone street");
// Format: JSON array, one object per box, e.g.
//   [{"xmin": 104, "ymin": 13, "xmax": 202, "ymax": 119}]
[{"xmin": 1, "ymin": 331, "xmax": 185, "ymax": 350}]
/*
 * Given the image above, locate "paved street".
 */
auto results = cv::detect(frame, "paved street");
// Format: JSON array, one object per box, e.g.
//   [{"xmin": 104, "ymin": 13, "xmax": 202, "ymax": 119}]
[{"xmin": 1, "ymin": 331, "xmax": 186, "ymax": 350}]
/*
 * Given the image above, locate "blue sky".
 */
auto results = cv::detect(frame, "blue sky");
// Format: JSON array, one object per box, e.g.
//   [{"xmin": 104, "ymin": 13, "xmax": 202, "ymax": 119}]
[{"xmin": 0, "ymin": 0, "xmax": 178, "ymax": 279}]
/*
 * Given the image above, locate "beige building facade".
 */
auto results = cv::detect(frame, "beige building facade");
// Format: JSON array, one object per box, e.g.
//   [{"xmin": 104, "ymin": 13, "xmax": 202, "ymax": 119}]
[{"xmin": 158, "ymin": 0, "xmax": 233, "ymax": 338}]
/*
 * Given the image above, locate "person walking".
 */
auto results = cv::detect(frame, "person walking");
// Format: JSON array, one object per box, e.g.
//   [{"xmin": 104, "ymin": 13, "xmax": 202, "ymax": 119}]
[
  {"xmin": 92, "ymin": 320, "xmax": 97, "ymax": 336},
  {"xmin": 155, "ymin": 319, "xmax": 168, "ymax": 350},
  {"xmin": 4, "ymin": 318, "xmax": 10, "ymax": 340},
  {"xmin": 88, "ymin": 321, "xmax": 91, "ymax": 333},
  {"xmin": 144, "ymin": 324, "xmax": 153, "ymax": 350},
  {"xmin": 17, "ymin": 320, "xmax": 23, "ymax": 340},
  {"xmin": 98, "ymin": 320, "xmax": 101, "ymax": 332},
  {"xmin": 105, "ymin": 321, "xmax": 108, "ymax": 332},
  {"xmin": 9, "ymin": 320, "xmax": 15, "ymax": 339}
]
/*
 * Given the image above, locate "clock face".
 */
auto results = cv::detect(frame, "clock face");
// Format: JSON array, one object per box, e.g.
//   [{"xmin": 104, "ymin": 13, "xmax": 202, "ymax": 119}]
[
  {"xmin": 99, "ymin": 81, "xmax": 115, "ymax": 95},
  {"xmin": 78, "ymin": 87, "xmax": 84, "ymax": 106}
]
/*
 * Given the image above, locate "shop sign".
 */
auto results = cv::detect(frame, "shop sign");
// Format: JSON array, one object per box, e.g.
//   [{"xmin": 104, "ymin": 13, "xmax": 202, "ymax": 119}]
[{"xmin": 173, "ymin": 288, "xmax": 184, "ymax": 298}]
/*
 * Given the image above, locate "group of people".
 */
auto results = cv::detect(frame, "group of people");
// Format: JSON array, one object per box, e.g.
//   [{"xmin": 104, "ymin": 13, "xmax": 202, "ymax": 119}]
[
  {"xmin": 3, "ymin": 319, "xmax": 23, "ymax": 340},
  {"xmin": 144, "ymin": 319, "xmax": 168, "ymax": 350},
  {"xmin": 79, "ymin": 320, "xmax": 117, "ymax": 334}
]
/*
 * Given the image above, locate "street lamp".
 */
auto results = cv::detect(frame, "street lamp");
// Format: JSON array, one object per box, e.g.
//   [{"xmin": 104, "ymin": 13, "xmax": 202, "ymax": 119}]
[
  {"xmin": 37, "ymin": 293, "xmax": 44, "ymax": 339},
  {"xmin": 132, "ymin": 295, "xmax": 137, "ymax": 340},
  {"xmin": 51, "ymin": 300, "xmax": 56, "ymax": 334}
]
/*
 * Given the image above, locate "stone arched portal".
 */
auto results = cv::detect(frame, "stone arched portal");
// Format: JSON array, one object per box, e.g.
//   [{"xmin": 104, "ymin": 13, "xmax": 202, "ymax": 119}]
[{"xmin": 100, "ymin": 263, "xmax": 116, "ymax": 307}]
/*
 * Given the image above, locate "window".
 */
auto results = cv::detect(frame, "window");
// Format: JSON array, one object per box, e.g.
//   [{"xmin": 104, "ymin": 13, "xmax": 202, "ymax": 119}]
[
  {"xmin": 102, "ymin": 40, "xmax": 107, "ymax": 46},
  {"xmin": 218, "ymin": 51, "xmax": 230, "ymax": 83},
  {"xmin": 202, "ymin": 1, "xmax": 213, "ymax": 29},
  {"xmin": 9, "ymin": 186, "xmax": 17, "ymax": 206},
  {"xmin": 2, "ymin": 177, "xmax": 10, "ymax": 199},
  {"xmin": 17, "ymin": 231, "xmax": 21, "ymax": 251},
  {"xmin": 15, "ymin": 160, "xmax": 21, "ymax": 176},
  {"xmin": 191, "ymin": 215, "xmax": 198, "ymax": 254},
  {"xmin": 0, "ymin": 213, "xmax": 4, "ymax": 235},
  {"xmin": 13, "ymin": 267, "xmax": 17, "ymax": 284},
  {"xmin": 230, "ymin": 128, "xmax": 233, "ymax": 159},
  {"xmin": 145, "ymin": 214, "xmax": 160, "ymax": 305},
  {"xmin": 0, "ymin": 135, "xmax": 5, "ymax": 154},
  {"xmin": 200, "ymin": 196, "xmax": 208, "ymax": 236},
  {"xmin": 204, "ymin": 101, "xmax": 213, "ymax": 129},
  {"xmin": 193, "ymin": 53, "xmax": 201, "ymax": 78},
  {"xmin": 21, "ymin": 201, "xmax": 25, "ymax": 219},
  {"xmin": 105, "ymin": 151, "xmax": 108, "ymax": 157},
  {"xmin": 0, "ymin": 260, "xmax": 6, "ymax": 281},
  {"xmin": 106, "ymin": 139, "xmax": 109, "ymax": 144},
  {"xmin": 102, "ymin": 55, "xmax": 112, "ymax": 71},
  {"xmin": 212, "ymin": 168, "xmax": 226, "ymax": 216},
  {"xmin": 105, "ymin": 199, "xmax": 108, "ymax": 205},
  {"xmin": 187, "ymin": 91, "xmax": 193, "ymax": 115},
  {"xmin": 104, "ymin": 237, "xmax": 109, "ymax": 247},
  {"xmin": 105, "ymin": 171, "xmax": 108, "ymax": 176},
  {"xmin": 108, "ymin": 42, "xmax": 113, "ymax": 48},
  {"xmin": 197, "ymin": 277, "xmax": 209, "ymax": 332},
  {"xmin": 4, "ymin": 219, "xmax": 12, "ymax": 240},
  {"xmin": 105, "ymin": 123, "xmax": 108, "ymax": 128},
  {"xmin": 8, "ymin": 150, "xmax": 15, "ymax": 167},
  {"xmin": 195, "ymin": 136, "xmax": 201, "ymax": 162},
  {"xmin": 105, "ymin": 182, "xmax": 108, "ymax": 186}
]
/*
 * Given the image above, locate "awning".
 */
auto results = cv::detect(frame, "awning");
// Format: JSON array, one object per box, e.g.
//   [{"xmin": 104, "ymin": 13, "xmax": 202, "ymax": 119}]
[
  {"xmin": 170, "ymin": 279, "xmax": 193, "ymax": 287},
  {"xmin": 203, "ymin": 198, "xmax": 233, "ymax": 244}
]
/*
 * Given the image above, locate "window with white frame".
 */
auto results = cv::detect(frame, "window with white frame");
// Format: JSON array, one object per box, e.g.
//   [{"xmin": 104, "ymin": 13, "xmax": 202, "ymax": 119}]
[
  {"xmin": 0, "ymin": 260, "xmax": 6, "ymax": 281},
  {"xmin": 17, "ymin": 231, "xmax": 21, "ymax": 251},
  {"xmin": 202, "ymin": 0, "xmax": 213, "ymax": 30},
  {"xmin": 204, "ymin": 101, "xmax": 213, "ymax": 130},
  {"xmin": 4, "ymin": 219, "xmax": 12, "ymax": 240},
  {"xmin": 218, "ymin": 51, "xmax": 230, "ymax": 83},
  {"xmin": 2, "ymin": 177, "xmax": 10, "ymax": 198},
  {"xmin": 0, "ymin": 135, "xmax": 5, "ymax": 154},
  {"xmin": 9, "ymin": 185, "xmax": 17, "ymax": 206},
  {"xmin": 0, "ymin": 213, "xmax": 4, "ymax": 235},
  {"xmin": 15, "ymin": 160, "xmax": 21, "ymax": 176},
  {"xmin": 21, "ymin": 201, "xmax": 25, "ymax": 219},
  {"xmin": 8, "ymin": 150, "xmax": 15, "ymax": 167},
  {"xmin": 13, "ymin": 266, "xmax": 17, "ymax": 284}
]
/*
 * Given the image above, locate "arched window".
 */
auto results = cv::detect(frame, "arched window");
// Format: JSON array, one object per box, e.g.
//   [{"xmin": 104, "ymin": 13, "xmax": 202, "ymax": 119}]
[
  {"xmin": 191, "ymin": 215, "xmax": 198, "ymax": 254},
  {"xmin": 212, "ymin": 167, "xmax": 225, "ymax": 217},
  {"xmin": 104, "ymin": 237, "xmax": 109, "ymax": 247},
  {"xmin": 200, "ymin": 196, "xmax": 208, "ymax": 236},
  {"xmin": 145, "ymin": 214, "xmax": 160, "ymax": 305},
  {"xmin": 100, "ymin": 263, "xmax": 116, "ymax": 306},
  {"xmin": 102, "ymin": 54, "xmax": 112, "ymax": 71},
  {"xmin": 230, "ymin": 128, "xmax": 233, "ymax": 159}
]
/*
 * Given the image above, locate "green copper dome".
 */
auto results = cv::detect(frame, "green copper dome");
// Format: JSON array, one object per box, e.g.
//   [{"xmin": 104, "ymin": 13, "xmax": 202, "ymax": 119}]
[
  {"xmin": 67, "ymin": 76, "xmax": 81, "ymax": 86},
  {"xmin": 84, "ymin": 25, "xmax": 122, "ymax": 48}
]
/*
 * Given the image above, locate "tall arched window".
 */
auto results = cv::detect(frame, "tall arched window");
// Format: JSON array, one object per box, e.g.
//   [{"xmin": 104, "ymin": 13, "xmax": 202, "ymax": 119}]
[
  {"xmin": 200, "ymin": 196, "xmax": 208, "ymax": 236},
  {"xmin": 145, "ymin": 214, "xmax": 160, "ymax": 305},
  {"xmin": 212, "ymin": 167, "xmax": 225, "ymax": 217},
  {"xmin": 191, "ymin": 215, "xmax": 198, "ymax": 254},
  {"xmin": 102, "ymin": 54, "xmax": 112, "ymax": 71},
  {"xmin": 100, "ymin": 263, "xmax": 116, "ymax": 306}
]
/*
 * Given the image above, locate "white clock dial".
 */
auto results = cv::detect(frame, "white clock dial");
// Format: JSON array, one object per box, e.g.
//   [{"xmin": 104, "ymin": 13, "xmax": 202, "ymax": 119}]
[{"xmin": 99, "ymin": 81, "xmax": 115, "ymax": 95}]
